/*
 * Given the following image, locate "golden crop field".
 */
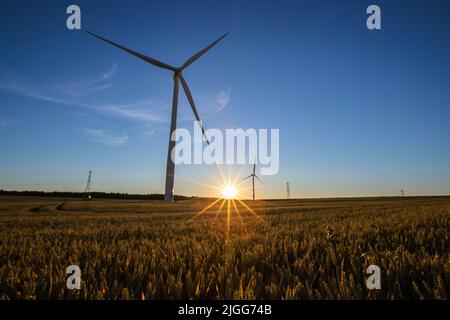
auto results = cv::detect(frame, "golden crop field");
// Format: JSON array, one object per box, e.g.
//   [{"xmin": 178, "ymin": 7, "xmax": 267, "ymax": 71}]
[{"xmin": 0, "ymin": 195, "xmax": 448, "ymax": 300}]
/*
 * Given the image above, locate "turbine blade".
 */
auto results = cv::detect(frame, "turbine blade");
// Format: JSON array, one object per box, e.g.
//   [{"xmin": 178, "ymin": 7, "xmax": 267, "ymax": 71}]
[
  {"xmin": 254, "ymin": 175, "xmax": 264, "ymax": 184},
  {"xmin": 85, "ymin": 31, "xmax": 176, "ymax": 71},
  {"xmin": 178, "ymin": 73, "xmax": 210, "ymax": 144},
  {"xmin": 241, "ymin": 175, "xmax": 252, "ymax": 182},
  {"xmin": 253, "ymin": 163, "xmax": 256, "ymax": 175},
  {"xmin": 180, "ymin": 33, "xmax": 228, "ymax": 70}
]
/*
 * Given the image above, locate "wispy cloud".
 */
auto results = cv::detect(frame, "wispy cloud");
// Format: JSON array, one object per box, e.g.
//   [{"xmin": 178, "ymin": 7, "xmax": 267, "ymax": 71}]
[
  {"xmin": 0, "ymin": 66, "xmax": 231, "ymax": 124},
  {"xmin": 57, "ymin": 63, "xmax": 117, "ymax": 96},
  {"xmin": 0, "ymin": 65, "xmax": 171, "ymax": 123},
  {"xmin": 0, "ymin": 64, "xmax": 116, "ymax": 108},
  {"xmin": 82, "ymin": 128, "xmax": 128, "ymax": 146},
  {"xmin": 138, "ymin": 129, "xmax": 157, "ymax": 140},
  {"xmin": 99, "ymin": 98, "xmax": 169, "ymax": 122},
  {"xmin": 0, "ymin": 118, "xmax": 17, "ymax": 128}
]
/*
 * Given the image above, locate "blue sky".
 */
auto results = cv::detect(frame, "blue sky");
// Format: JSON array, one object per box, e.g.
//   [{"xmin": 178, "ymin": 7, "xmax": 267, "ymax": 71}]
[{"xmin": 1, "ymin": 0, "xmax": 450, "ymax": 198}]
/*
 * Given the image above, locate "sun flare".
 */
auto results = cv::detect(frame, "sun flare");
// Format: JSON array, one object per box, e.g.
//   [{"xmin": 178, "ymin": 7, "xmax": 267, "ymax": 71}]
[{"xmin": 222, "ymin": 185, "xmax": 237, "ymax": 199}]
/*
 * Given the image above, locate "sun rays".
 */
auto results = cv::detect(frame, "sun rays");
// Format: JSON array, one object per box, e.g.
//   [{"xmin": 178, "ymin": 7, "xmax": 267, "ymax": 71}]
[
  {"xmin": 179, "ymin": 165, "xmax": 266, "ymax": 241},
  {"xmin": 187, "ymin": 196, "xmax": 265, "ymax": 241},
  {"xmin": 187, "ymin": 197, "xmax": 223, "ymax": 223}
]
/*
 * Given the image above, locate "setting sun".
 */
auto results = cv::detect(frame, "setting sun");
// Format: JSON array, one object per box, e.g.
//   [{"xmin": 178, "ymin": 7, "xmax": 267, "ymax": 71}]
[{"xmin": 222, "ymin": 185, "xmax": 237, "ymax": 199}]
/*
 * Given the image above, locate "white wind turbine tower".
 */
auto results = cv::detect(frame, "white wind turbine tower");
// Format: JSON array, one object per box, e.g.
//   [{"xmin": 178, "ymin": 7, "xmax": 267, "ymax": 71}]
[
  {"xmin": 85, "ymin": 30, "xmax": 228, "ymax": 201},
  {"xmin": 242, "ymin": 163, "xmax": 263, "ymax": 200}
]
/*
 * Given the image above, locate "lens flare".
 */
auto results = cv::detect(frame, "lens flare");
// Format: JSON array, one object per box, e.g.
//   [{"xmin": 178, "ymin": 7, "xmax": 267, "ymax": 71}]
[{"xmin": 222, "ymin": 185, "xmax": 237, "ymax": 199}]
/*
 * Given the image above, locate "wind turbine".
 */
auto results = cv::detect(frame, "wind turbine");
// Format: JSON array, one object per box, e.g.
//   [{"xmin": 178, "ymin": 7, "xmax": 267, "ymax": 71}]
[
  {"xmin": 84, "ymin": 30, "xmax": 228, "ymax": 201},
  {"xmin": 241, "ymin": 163, "xmax": 263, "ymax": 200}
]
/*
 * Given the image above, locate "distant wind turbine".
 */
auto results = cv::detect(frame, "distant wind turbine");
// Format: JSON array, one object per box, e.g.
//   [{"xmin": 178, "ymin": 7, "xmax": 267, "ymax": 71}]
[
  {"xmin": 84, "ymin": 30, "xmax": 228, "ymax": 201},
  {"xmin": 242, "ymin": 163, "xmax": 263, "ymax": 200}
]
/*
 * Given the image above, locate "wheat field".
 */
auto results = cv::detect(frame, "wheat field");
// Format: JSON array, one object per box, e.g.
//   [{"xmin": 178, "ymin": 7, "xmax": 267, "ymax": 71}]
[{"xmin": 0, "ymin": 195, "xmax": 448, "ymax": 300}]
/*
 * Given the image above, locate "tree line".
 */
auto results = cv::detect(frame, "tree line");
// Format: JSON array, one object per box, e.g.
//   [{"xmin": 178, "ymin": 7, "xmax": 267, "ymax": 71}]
[{"xmin": 0, "ymin": 190, "xmax": 196, "ymax": 201}]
